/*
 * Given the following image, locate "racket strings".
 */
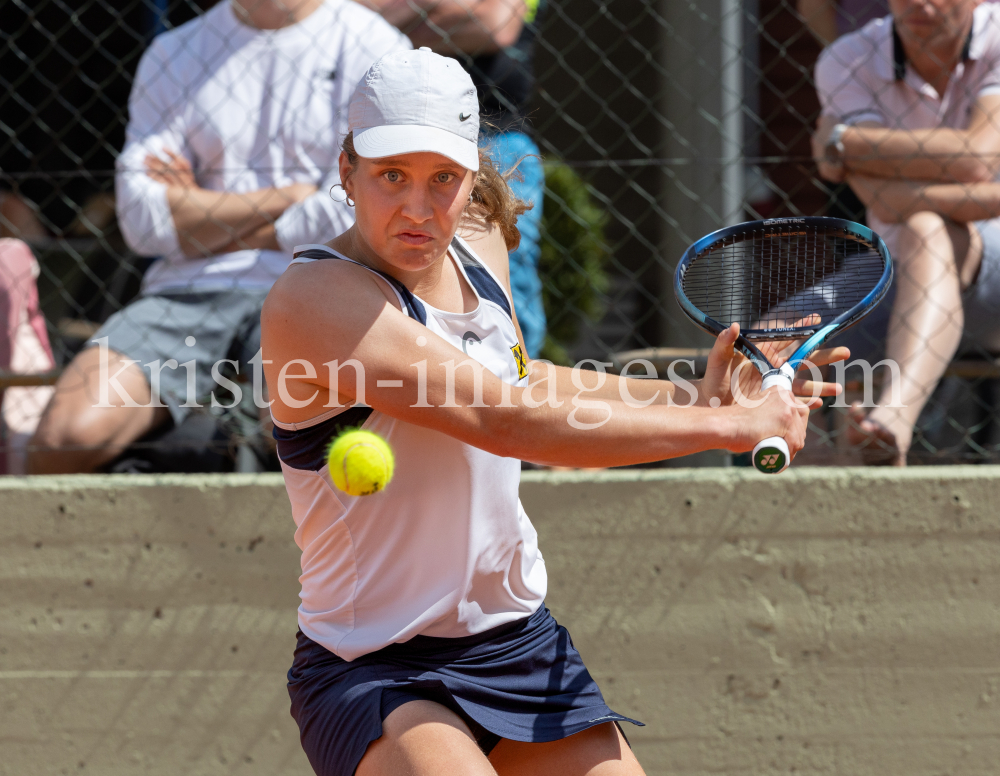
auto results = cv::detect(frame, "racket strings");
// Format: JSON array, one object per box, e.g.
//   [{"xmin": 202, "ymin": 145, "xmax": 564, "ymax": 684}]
[{"xmin": 680, "ymin": 225, "xmax": 886, "ymax": 337}]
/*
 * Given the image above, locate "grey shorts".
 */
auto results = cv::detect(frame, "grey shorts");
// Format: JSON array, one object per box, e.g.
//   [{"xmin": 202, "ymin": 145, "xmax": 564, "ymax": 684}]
[
  {"xmin": 960, "ymin": 217, "xmax": 1000, "ymax": 353},
  {"xmin": 90, "ymin": 288, "xmax": 269, "ymax": 424},
  {"xmin": 829, "ymin": 217, "xmax": 1000, "ymax": 362}
]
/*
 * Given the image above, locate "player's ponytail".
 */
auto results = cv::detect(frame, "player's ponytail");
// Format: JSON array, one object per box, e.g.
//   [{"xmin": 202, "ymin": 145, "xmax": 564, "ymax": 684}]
[{"xmin": 340, "ymin": 132, "xmax": 531, "ymax": 251}]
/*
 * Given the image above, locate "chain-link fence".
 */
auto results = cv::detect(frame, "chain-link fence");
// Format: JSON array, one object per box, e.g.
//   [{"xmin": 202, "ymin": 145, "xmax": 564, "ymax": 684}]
[{"xmin": 2, "ymin": 0, "xmax": 999, "ymax": 473}]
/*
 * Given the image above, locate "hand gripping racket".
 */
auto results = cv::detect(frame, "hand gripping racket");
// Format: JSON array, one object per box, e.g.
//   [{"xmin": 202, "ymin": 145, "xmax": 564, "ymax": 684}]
[{"xmin": 674, "ymin": 217, "xmax": 893, "ymax": 473}]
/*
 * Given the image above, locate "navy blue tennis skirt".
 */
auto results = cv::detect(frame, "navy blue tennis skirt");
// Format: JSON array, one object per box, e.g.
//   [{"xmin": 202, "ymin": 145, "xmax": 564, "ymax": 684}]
[{"xmin": 287, "ymin": 604, "xmax": 643, "ymax": 776}]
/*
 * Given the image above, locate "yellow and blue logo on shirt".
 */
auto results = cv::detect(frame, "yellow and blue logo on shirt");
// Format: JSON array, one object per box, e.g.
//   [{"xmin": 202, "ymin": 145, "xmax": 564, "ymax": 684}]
[{"xmin": 510, "ymin": 342, "xmax": 528, "ymax": 380}]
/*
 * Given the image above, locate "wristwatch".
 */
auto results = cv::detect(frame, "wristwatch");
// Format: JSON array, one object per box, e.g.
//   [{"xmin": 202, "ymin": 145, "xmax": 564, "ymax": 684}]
[{"xmin": 823, "ymin": 123, "xmax": 849, "ymax": 170}]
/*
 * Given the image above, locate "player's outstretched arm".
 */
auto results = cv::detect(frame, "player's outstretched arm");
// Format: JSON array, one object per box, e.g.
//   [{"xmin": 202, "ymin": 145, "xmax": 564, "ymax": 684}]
[
  {"xmin": 262, "ymin": 260, "xmax": 816, "ymax": 469},
  {"xmin": 460, "ymin": 222, "xmax": 847, "ymax": 412}
]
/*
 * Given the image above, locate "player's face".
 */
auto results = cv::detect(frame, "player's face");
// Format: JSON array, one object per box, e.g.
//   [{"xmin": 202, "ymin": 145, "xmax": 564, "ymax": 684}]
[
  {"xmin": 889, "ymin": 0, "xmax": 978, "ymax": 45},
  {"xmin": 344, "ymin": 151, "xmax": 476, "ymax": 273}
]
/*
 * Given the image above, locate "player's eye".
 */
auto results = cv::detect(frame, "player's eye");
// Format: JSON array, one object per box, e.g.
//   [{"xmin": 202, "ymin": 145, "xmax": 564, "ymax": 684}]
[
  {"xmin": 384, "ymin": 171, "xmax": 401, "ymax": 183},
  {"xmin": 436, "ymin": 172, "xmax": 453, "ymax": 184}
]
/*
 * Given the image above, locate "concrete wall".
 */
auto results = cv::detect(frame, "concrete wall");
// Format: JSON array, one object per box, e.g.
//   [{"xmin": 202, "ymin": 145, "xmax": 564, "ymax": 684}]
[{"xmin": 3, "ymin": 468, "xmax": 1000, "ymax": 775}]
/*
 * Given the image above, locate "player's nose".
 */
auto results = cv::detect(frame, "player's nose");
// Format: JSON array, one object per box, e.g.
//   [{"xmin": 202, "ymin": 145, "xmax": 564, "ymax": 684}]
[{"xmin": 399, "ymin": 185, "xmax": 435, "ymax": 223}]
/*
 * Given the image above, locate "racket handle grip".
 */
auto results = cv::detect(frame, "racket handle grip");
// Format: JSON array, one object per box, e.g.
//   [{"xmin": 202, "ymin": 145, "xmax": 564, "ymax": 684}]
[
  {"xmin": 761, "ymin": 365, "xmax": 794, "ymax": 393},
  {"xmin": 754, "ymin": 366, "xmax": 795, "ymax": 473},
  {"xmin": 753, "ymin": 436, "xmax": 790, "ymax": 473}
]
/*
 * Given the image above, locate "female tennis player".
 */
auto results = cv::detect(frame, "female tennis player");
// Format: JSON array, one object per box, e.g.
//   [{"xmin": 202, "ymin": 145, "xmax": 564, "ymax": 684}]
[{"xmin": 261, "ymin": 49, "xmax": 847, "ymax": 776}]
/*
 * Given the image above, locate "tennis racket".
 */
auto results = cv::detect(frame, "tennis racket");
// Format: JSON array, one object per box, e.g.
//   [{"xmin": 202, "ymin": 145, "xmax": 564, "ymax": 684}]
[{"xmin": 674, "ymin": 216, "xmax": 893, "ymax": 473}]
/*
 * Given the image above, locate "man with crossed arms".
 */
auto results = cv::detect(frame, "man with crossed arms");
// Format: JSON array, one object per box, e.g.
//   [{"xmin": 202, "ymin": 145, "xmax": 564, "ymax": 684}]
[
  {"xmin": 815, "ymin": 0, "xmax": 1000, "ymax": 464},
  {"xmin": 29, "ymin": 0, "xmax": 407, "ymax": 472}
]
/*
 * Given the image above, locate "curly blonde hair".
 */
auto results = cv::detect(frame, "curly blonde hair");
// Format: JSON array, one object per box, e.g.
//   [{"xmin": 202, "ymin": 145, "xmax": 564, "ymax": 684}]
[{"xmin": 340, "ymin": 131, "xmax": 531, "ymax": 251}]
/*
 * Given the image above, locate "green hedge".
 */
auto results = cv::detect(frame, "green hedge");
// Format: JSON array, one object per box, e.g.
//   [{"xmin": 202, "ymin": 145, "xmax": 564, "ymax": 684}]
[{"xmin": 538, "ymin": 162, "xmax": 610, "ymax": 364}]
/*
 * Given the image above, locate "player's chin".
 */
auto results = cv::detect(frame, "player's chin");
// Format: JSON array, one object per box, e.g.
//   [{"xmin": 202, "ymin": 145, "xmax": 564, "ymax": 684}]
[{"xmin": 389, "ymin": 238, "xmax": 448, "ymax": 268}]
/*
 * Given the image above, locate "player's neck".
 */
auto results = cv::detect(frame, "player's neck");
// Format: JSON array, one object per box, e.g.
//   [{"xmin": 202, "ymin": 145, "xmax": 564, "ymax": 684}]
[
  {"xmin": 333, "ymin": 228, "xmax": 473, "ymax": 312},
  {"xmin": 330, "ymin": 228, "xmax": 445, "ymax": 291},
  {"xmin": 230, "ymin": 0, "xmax": 324, "ymax": 30}
]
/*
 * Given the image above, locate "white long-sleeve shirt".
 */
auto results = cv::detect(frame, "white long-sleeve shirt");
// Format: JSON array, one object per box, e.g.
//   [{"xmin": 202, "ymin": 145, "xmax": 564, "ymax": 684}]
[{"xmin": 115, "ymin": 0, "xmax": 409, "ymax": 294}]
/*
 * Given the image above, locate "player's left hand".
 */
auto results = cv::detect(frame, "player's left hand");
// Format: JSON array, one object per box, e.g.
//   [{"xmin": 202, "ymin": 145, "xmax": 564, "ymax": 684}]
[{"xmin": 697, "ymin": 320, "xmax": 849, "ymax": 409}]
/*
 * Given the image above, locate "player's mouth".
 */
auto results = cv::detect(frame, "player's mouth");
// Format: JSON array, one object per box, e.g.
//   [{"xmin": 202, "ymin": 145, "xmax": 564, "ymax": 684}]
[{"xmin": 396, "ymin": 231, "xmax": 434, "ymax": 246}]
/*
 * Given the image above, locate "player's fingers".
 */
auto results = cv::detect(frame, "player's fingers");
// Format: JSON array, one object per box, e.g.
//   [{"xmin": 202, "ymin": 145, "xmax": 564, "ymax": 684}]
[
  {"xmin": 789, "ymin": 313, "xmax": 822, "ymax": 329},
  {"xmin": 792, "ymin": 400, "xmax": 812, "ymax": 456},
  {"xmin": 791, "ymin": 377, "xmax": 841, "ymax": 397},
  {"xmin": 769, "ymin": 316, "xmax": 823, "ymax": 363},
  {"xmin": 784, "ymin": 390, "xmax": 822, "ymax": 410},
  {"xmin": 767, "ymin": 338, "xmax": 798, "ymax": 364},
  {"xmin": 804, "ymin": 346, "xmax": 851, "ymax": 367},
  {"xmin": 707, "ymin": 323, "xmax": 738, "ymax": 366},
  {"xmin": 770, "ymin": 387, "xmax": 819, "ymax": 414}
]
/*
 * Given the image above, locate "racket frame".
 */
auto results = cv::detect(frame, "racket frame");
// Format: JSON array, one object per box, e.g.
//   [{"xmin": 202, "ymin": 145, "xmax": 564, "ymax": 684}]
[{"xmin": 674, "ymin": 216, "xmax": 893, "ymax": 381}]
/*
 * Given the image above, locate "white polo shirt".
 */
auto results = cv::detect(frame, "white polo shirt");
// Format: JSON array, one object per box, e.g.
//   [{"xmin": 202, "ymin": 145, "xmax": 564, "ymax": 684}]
[
  {"xmin": 115, "ymin": 0, "xmax": 409, "ymax": 295},
  {"xmin": 816, "ymin": 5, "xmax": 1000, "ymax": 131}
]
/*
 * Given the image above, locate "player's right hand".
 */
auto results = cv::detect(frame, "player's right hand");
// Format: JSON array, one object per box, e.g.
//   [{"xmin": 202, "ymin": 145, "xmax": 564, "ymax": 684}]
[
  {"xmin": 699, "ymin": 322, "xmax": 847, "ymax": 409},
  {"xmin": 727, "ymin": 385, "xmax": 812, "ymax": 458}
]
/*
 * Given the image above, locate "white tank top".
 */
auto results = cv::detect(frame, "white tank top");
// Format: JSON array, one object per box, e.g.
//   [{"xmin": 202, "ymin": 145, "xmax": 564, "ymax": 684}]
[{"xmin": 273, "ymin": 236, "xmax": 546, "ymax": 661}]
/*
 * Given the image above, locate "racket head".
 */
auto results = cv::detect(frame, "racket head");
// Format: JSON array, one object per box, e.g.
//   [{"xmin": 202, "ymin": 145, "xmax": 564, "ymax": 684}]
[{"xmin": 674, "ymin": 217, "xmax": 893, "ymax": 370}]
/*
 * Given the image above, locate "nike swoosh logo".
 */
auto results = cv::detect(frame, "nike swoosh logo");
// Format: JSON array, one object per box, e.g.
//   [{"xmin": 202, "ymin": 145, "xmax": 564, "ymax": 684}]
[{"xmin": 459, "ymin": 112, "xmax": 472, "ymax": 122}]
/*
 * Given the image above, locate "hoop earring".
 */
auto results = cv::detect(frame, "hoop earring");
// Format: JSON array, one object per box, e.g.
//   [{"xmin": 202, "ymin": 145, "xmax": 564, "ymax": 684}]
[{"xmin": 330, "ymin": 182, "xmax": 355, "ymax": 208}]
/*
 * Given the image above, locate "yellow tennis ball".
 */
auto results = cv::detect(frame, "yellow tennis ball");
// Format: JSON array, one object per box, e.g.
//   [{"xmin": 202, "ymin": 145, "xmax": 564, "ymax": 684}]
[{"xmin": 327, "ymin": 429, "xmax": 395, "ymax": 496}]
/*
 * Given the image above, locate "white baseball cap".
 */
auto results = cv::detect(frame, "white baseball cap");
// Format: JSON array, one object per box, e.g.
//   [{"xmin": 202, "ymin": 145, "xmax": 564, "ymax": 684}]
[{"xmin": 348, "ymin": 47, "xmax": 480, "ymax": 171}]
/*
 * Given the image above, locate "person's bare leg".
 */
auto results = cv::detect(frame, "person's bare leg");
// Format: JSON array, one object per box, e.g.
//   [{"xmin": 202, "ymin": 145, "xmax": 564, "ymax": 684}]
[
  {"xmin": 0, "ymin": 192, "xmax": 46, "ymax": 240},
  {"xmin": 491, "ymin": 722, "xmax": 645, "ymax": 776},
  {"xmin": 356, "ymin": 700, "xmax": 498, "ymax": 776},
  {"xmin": 28, "ymin": 346, "xmax": 170, "ymax": 473},
  {"xmin": 849, "ymin": 212, "xmax": 981, "ymax": 464}
]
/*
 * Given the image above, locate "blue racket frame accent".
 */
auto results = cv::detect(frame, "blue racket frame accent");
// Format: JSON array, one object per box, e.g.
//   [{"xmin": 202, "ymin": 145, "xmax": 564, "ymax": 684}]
[{"xmin": 674, "ymin": 216, "xmax": 893, "ymax": 375}]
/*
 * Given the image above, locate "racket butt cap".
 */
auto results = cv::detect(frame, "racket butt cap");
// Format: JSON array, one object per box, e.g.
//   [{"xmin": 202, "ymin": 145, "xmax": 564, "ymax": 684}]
[{"xmin": 753, "ymin": 436, "xmax": 790, "ymax": 473}]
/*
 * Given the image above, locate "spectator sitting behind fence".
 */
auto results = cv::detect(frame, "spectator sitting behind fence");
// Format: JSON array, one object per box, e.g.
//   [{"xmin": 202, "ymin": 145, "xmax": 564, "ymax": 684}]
[
  {"xmin": 361, "ymin": 0, "xmax": 548, "ymax": 358},
  {"xmin": 813, "ymin": 0, "xmax": 1000, "ymax": 465},
  {"xmin": 27, "ymin": 0, "xmax": 408, "ymax": 473},
  {"xmin": 798, "ymin": 0, "xmax": 890, "ymax": 44}
]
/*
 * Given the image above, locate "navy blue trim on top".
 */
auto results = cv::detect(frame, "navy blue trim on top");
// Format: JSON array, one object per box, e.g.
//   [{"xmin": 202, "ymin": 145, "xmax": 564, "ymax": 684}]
[
  {"xmin": 293, "ymin": 248, "xmax": 427, "ymax": 325},
  {"xmin": 273, "ymin": 406, "xmax": 374, "ymax": 471},
  {"xmin": 450, "ymin": 239, "xmax": 512, "ymax": 319}
]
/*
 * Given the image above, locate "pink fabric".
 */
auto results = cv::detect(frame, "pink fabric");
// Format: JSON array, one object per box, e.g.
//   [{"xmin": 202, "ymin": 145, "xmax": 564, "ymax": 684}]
[{"xmin": 0, "ymin": 238, "xmax": 53, "ymax": 371}]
